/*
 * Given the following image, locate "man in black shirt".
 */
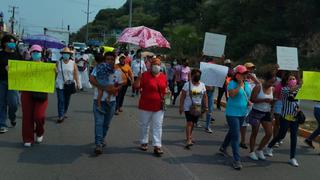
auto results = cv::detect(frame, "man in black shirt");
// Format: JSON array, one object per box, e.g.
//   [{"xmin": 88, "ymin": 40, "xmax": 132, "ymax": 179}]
[{"xmin": 0, "ymin": 34, "xmax": 20, "ymax": 133}]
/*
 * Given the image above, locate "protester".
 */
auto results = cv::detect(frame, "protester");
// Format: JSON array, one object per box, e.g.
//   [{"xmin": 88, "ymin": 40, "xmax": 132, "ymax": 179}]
[
  {"xmin": 137, "ymin": 57, "xmax": 167, "ymax": 156},
  {"xmin": 0, "ymin": 34, "xmax": 20, "ymax": 133},
  {"xmin": 55, "ymin": 47, "xmax": 80, "ymax": 123},
  {"xmin": 172, "ymin": 59, "xmax": 191, "ymax": 106},
  {"xmin": 21, "ymin": 45, "xmax": 49, "ymax": 147},
  {"xmin": 265, "ymin": 73, "xmax": 301, "ymax": 167},
  {"xmin": 131, "ymin": 49, "xmax": 147, "ymax": 97},
  {"xmin": 76, "ymin": 54, "xmax": 92, "ymax": 90},
  {"xmin": 219, "ymin": 65, "xmax": 251, "ymax": 170},
  {"xmin": 247, "ymin": 70, "xmax": 276, "ymax": 160},
  {"xmin": 115, "ymin": 54, "xmax": 134, "ymax": 115},
  {"xmin": 240, "ymin": 62, "xmax": 259, "ymax": 149},
  {"xmin": 216, "ymin": 59, "xmax": 233, "ymax": 110},
  {"xmin": 166, "ymin": 60, "xmax": 176, "ymax": 98},
  {"xmin": 179, "ymin": 69, "xmax": 208, "ymax": 148},
  {"xmin": 273, "ymin": 70, "xmax": 287, "ymax": 147},
  {"xmin": 89, "ymin": 51, "xmax": 122, "ymax": 155},
  {"xmin": 304, "ymin": 102, "xmax": 320, "ymax": 149}
]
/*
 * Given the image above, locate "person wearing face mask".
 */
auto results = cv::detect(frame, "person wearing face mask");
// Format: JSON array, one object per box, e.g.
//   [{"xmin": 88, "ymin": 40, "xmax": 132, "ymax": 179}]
[
  {"xmin": 219, "ymin": 65, "xmax": 251, "ymax": 170},
  {"xmin": 136, "ymin": 57, "xmax": 167, "ymax": 156},
  {"xmin": 20, "ymin": 45, "xmax": 49, "ymax": 147},
  {"xmin": 131, "ymin": 49, "xmax": 147, "ymax": 97},
  {"xmin": 0, "ymin": 34, "xmax": 21, "ymax": 133},
  {"xmin": 265, "ymin": 73, "xmax": 302, "ymax": 167},
  {"xmin": 115, "ymin": 54, "xmax": 134, "ymax": 115},
  {"xmin": 179, "ymin": 69, "xmax": 208, "ymax": 148},
  {"xmin": 55, "ymin": 47, "xmax": 80, "ymax": 123}
]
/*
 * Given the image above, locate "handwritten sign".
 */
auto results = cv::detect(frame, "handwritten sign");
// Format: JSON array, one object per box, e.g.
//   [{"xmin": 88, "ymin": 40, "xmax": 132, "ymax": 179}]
[
  {"xmin": 296, "ymin": 71, "xmax": 320, "ymax": 101},
  {"xmin": 8, "ymin": 60, "xmax": 56, "ymax": 93},
  {"xmin": 200, "ymin": 62, "xmax": 228, "ymax": 87},
  {"xmin": 277, "ymin": 46, "xmax": 299, "ymax": 71},
  {"xmin": 202, "ymin": 32, "xmax": 227, "ymax": 58}
]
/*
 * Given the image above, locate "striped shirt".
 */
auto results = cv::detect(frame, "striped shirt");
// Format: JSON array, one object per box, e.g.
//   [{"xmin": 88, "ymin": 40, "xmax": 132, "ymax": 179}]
[{"xmin": 281, "ymin": 86, "xmax": 300, "ymax": 118}]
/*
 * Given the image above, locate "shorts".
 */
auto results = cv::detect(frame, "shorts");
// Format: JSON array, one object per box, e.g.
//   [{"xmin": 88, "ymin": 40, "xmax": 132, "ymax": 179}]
[
  {"xmin": 274, "ymin": 100, "xmax": 282, "ymax": 114},
  {"xmin": 184, "ymin": 111, "xmax": 200, "ymax": 123},
  {"xmin": 247, "ymin": 108, "xmax": 272, "ymax": 126}
]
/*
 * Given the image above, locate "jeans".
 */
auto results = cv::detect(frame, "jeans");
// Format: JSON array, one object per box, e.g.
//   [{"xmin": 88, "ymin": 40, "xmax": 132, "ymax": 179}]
[
  {"xmin": 268, "ymin": 117, "xmax": 299, "ymax": 158},
  {"xmin": 116, "ymin": 85, "xmax": 128, "ymax": 110},
  {"xmin": 205, "ymin": 90, "xmax": 214, "ymax": 129},
  {"xmin": 221, "ymin": 116, "xmax": 245, "ymax": 161},
  {"xmin": 307, "ymin": 107, "xmax": 320, "ymax": 141},
  {"xmin": 93, "ymin": 100, "xmax": 116, "ymax": 145},
  {"xmin": 0, "ymin": 81, "xmax": 19, "ymax": 128},
  {"xmin": 56, "ymin": 88, "xmax": 72, "ymax": 119}
]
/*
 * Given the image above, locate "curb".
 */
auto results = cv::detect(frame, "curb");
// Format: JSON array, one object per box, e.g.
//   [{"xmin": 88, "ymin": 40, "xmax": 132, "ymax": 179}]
[{"xmin": 214, "ymin": 99, "xmax": 320, "ymax": 142}]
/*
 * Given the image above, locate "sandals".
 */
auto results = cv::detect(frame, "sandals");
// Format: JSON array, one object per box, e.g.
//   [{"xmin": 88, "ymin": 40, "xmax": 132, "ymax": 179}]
[
  {"xmin": 185, "ymin": 140, "xmax": 194, "ymax": 149},
  {"xmin": 153, "ymin": 147, "xmax": 164, "ymax": 156},
  {"xmin": 139, "ymin": 144, "xmax": 148, "ymax": 151}
]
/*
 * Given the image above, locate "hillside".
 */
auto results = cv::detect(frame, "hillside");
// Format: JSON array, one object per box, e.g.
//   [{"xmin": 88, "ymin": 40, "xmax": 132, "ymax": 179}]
[{"xmin": 72, "ymin": 0, "xmax": 320, "ymax": 69}]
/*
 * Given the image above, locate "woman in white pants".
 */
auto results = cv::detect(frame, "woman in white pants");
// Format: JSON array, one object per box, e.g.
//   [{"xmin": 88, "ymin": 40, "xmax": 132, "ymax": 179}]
[{"xmin": 136, "ymin": 57, "xmax": 167, "ymax": 156}]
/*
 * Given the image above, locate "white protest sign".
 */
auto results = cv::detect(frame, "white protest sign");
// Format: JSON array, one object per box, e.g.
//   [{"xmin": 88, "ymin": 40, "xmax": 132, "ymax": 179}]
[
  {"xmin": 277, "ymin": 46, "xmax": 299, "ymax": 71},
  {"xmin": 200, "ymin": 62, "xmax": 228, "ymax": 87},
  {"xmin": 202, "ymin": 32, "xmax": 227, "ymax": 58}
]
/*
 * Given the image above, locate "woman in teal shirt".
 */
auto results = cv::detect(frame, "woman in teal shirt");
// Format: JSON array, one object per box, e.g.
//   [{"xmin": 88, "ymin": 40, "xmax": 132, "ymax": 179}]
[{"xmin": 219, "ymin": 65, "xmax": 251, "ymax": 170}]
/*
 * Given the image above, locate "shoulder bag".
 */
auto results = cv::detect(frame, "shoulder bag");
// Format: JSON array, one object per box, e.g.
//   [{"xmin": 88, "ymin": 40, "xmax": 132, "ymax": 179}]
[{"xmin": 61, "ymin": 61, "xmax": 76, "ymax": 94}]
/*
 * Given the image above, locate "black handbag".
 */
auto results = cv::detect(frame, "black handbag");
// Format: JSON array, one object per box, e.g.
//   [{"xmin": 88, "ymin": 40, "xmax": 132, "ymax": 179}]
[
  {"xmin": 61, "ymin": 61, "xmax": 77, "ymax": 94},
  {"xmin": 32, "ymin": 92, "xmax": 48, "ymax": 102},
  {"xmin": 296, "ymin": 111, "xmax": 306, "ymax": 124}
]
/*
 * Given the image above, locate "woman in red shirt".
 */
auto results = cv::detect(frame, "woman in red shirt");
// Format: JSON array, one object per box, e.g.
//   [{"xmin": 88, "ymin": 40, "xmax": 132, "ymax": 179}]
[{"xmin": 138, "ymin": 57, "xmax": 167, "ymax": 156}]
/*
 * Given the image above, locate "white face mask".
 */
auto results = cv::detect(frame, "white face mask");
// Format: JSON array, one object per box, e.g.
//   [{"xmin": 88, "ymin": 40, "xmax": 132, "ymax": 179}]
[{"xmin": 152, "ymin": 65, "xmax": 161, "ymax": 74}]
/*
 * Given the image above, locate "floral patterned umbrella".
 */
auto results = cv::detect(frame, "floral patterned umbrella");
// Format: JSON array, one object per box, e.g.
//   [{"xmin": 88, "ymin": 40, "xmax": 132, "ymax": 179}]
[{"xmin": 117, "ymin": 26, "xmax": 170, "ymax": 49}]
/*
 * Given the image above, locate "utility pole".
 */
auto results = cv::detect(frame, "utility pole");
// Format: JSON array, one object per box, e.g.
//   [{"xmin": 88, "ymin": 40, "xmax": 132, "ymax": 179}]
[
  {"xmin": 9, "ymin": 6, "xmax": 18, "ymax": 34},
  {"xmin": 129, "ymin": 0, "xmax": 133, "ymax": 27},
  {"xmin": 83, "ymin": 0, "xmax": 93, "ymax": 43}
]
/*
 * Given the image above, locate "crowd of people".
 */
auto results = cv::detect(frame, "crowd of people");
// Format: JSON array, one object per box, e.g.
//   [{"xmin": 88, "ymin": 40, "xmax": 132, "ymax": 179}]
[{"xmin": 0, "ymin": 34, "xmax": 319, "ymax": 170}]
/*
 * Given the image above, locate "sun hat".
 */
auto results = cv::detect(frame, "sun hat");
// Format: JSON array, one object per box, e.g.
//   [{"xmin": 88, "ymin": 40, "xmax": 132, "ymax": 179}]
[
  {"xmin": 60, "ymin": 47, "xmax": 73, "ymax": 54},
  {"xmin": 244, "ymin": 62, "xmax": 255, "ymax": 69},
  {"xmin": 234, "ymin": 65, "xmax": 249, "ymax": 74},
  {"xmin": 29, "ymin": 45, "xmax": 43, "ymax": 52}
]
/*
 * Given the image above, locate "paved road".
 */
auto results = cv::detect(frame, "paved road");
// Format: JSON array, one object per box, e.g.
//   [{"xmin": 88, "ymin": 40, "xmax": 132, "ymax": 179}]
[{"xmin": 0, "ymin": 90, "xmax": 319, "ymax": 180}]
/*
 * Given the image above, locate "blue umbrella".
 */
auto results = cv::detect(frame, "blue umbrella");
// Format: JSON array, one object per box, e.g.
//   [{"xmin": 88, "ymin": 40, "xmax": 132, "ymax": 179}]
[
  {"xmin": 22, "ymin": 34, "xmax": 65, "ymax": 49},
  {"xmin": 87, "ymin": 40, "xmax": 102, "ymax": 46}
]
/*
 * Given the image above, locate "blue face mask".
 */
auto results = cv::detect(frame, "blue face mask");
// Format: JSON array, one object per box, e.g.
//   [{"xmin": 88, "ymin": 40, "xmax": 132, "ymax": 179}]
[
  {"xmin": 31, "ymin": 52, "xmax": 42, "ymax": 61},
  {"xmin": 62, "ymin": 53, "xmax": 71, "ymax": 60},
  {"xmin": 6, "ymin": 42, "xmax": 16, "ymax": 50}
]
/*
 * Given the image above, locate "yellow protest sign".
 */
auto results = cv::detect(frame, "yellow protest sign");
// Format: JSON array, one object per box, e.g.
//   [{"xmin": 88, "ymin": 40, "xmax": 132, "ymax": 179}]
[
  {"xmin": 296, "ymin": 71, "xmax": 320, "ymax": 101},
  {"xmin": 8, "ymin": 60, "xmax": 56, "ymax": 93}
]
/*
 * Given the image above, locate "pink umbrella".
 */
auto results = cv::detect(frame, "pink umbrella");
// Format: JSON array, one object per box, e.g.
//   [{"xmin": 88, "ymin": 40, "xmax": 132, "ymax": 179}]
[{"xmin": 117, "ymin": 26, "xmax": 170, "ymax": 49}]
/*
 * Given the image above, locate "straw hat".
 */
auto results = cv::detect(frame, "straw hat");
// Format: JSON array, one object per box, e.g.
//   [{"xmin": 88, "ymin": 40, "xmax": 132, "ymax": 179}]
[
  {"xmin": 244, "ymin": 62, "xmax": 255, "ymax": 69},
  {"xmin": 60, "ymin": 47, "xmax": 73, "ymax": 54}
]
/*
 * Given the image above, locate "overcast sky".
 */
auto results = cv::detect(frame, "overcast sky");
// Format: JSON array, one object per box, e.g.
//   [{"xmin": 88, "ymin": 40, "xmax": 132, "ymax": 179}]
[{"xmin": 1, "ymin": 0, "xmax": 126, "ymax": 34}]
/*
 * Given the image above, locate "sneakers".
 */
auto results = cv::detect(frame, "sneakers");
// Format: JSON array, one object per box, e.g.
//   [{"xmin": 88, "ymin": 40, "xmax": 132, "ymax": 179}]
[
  {"xmin": 205, "ymin": 128, "xmax": 213, "ymax": 134},
  {"xmin": 24, "ymin": 142, "xmax": 32, "ymax": 147},
  {"xmin": 195, "ymin": 123, "xmax": 202, "ymax": 128},
  {"xmin": 289, "ymin": 158, "xmax": 299, "ymax": 167},
  {"xmin": 264, "ymin": 147, "xmax": 273, "ymax": 157},
  {"xmin": 304, "ymin": 139, "xmax": 315, "ymax": 149},
  {"xmin": 94, "ymin": 145, "xmax": 103, "ymax": 155},
  {"xmin": 219, "ymin": 147, "xmax": 231, "ymax": 157},
  {"xmin": 249, "ymin": 152, "xmax": 259, "ymax": 161},
  {"xmin": 274, "ymin": 142, "xmax": 280, "ymax": 148},
  {"xmin": 0, "ymin": 127, "xmax": 8, "ymax": 133},
  {"xmin": 232, "ymin": 161, "xmax": 243, "ymax": 170},
  {"xmin": 36, "ymin": 136, "xmax": 43, "ymax": 143},
  {"xmin": 256, "ymin": 150, "xmax": 266, "ymax": 160}
]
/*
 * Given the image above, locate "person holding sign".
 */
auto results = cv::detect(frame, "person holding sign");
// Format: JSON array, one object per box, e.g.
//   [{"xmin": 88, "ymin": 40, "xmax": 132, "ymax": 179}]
[
  {"xmin": 20, "ymin": 45, "xmax": 49, "ymax": 147},
  {"xmin": 0, "ymin": 34, "xmax": 21, "ymax": 133},
  {"xmin": 219, "ymin": 65, "xmax": 251, "ymax": 170},
  {"xmin": 265, "ymin": 73, "xmax": 301, "ymax": 167},
  {"xmin": 55, "ymin": 47, "xmax": 80, "ymax": 123}
]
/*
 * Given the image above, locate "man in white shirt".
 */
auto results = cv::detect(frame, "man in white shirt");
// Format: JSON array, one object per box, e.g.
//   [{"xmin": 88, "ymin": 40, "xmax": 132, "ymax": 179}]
[{"xmin": 130, "ymin": 49, "xmax": 147, "ymax": 97}]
